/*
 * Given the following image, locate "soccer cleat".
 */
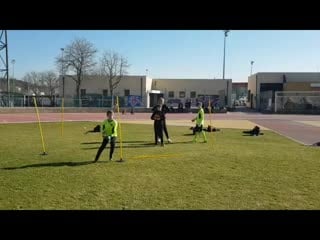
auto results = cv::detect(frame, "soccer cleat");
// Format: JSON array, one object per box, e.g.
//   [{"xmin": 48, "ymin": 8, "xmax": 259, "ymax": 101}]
[
  {"xmin": 167, "ymin": 138, "xmax": 172, "ymax": 143},
  {"xmin": 109, "ymin": 158, "xmax": 112, "ymax": 161}
]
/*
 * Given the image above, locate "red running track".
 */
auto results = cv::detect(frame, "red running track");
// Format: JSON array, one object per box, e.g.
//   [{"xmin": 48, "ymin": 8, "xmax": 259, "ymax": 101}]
[{"xmin": 1, "ymin": 112, "xmax": 320, "ymax": 145}]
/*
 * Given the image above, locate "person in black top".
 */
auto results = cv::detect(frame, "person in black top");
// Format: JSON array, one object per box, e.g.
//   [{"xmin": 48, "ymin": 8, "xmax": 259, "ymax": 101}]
[
  {"xmin": 243, "ymin": 126, "xmax": 264, "ymax": 136},
  {"xmin": 151, "ymin": 105, "xmax": 165, "ymax": 146},
  {"xmin": 152, "ymin": 97, "xmax": 172, "ymax": 143}
]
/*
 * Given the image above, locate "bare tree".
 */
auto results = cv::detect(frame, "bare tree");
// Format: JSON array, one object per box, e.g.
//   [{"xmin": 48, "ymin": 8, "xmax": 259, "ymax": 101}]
[
  {"xmin": 99, "ymin": 51, "xmax": 129, "ymax": 107},
  {"xmin": 23, "ymin": 71, "xmax": 46, "ymax": 106},
  {"xmin": 23, "ymin": 71, "xmax": 43, "ymax": 95},
  {"xmin": 56, "ymin": 38, "xmax": 97, "ymax": 106},
  {"xmin": 40, "ymin": 71, "xmax": 59, "ymax": 106}
]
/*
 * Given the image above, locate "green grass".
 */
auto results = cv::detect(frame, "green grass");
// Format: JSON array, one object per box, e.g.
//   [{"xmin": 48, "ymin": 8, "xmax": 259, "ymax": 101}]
[{"xmin": 0, "ymin": 121, "xmax": 320, "ymax": 209}]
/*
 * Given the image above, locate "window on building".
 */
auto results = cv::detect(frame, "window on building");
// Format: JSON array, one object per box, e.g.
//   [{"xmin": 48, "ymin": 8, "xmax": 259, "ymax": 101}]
[
  {"xmin": 168, "ymin": 91, "xmax": 174, "ymax": 98},
  {"xmin": 124, "ymin": 89, "xmax": 130, "ymax": 96},
  {"xmin": 103, "ymin": 89, "xmax": 108, "ymax": 96},
  {"xmin": 179, "ymin": 91, "xmax": 185, "ymax": 98},
  {"xmin": 190, "ymin": 91, "xmax": 196, "ymax": 98},
  {"xmin": 80, "ymin": 89, "xmax": 86, "ymax": 96}
]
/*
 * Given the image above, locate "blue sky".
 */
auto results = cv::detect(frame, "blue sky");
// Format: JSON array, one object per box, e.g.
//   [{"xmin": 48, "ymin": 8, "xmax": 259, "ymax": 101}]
[{"xmin": 6, "ymin": 30, "xmax": 320, "ymax": 82}]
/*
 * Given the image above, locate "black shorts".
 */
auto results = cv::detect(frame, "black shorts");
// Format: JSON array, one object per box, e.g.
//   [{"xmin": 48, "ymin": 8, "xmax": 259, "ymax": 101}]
[{"xmin": 103, "ymin": 136, "xmax": 117, "ymax": 144}]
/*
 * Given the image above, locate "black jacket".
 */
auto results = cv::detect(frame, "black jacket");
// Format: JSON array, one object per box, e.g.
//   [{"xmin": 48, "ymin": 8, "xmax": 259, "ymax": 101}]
[
  {"xmin": 151, "ymin": 109, "xmax": 165, "ymax": 122},
  {"xmin": 152, "ymin": 104, "xmax": 170, "ymax": 119}
]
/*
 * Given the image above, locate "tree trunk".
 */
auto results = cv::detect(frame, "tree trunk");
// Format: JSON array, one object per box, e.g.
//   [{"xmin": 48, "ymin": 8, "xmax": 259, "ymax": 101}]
[
  {"xmin": 50, "ymin": 95, "xmax": 55, "ymax": 107},
  {"xmin": 78, "ymin": 87, "xmax": 81, "ymax": 107},
  {"xmin": 76, "ymin": 84, "xmax": 80, "ymax": 107},
  {"xmin": 110, "ymin": 88, "xmax": 113, "ymax": 109},
  {"xmin": 111, "ymin": 95, "xmax": 114, "ymax": 109}
]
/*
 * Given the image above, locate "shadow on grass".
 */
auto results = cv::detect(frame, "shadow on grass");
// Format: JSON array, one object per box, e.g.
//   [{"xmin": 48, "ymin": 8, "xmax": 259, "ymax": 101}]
[
  {"xmin": 242, "ymin": 134, "xmax": 264, "ymax": 137},
  {"xmin": 81, "ymin": 142, "xmax": 101, "ymax": 145},
  {"xmin": 81, "ymin": 140, "xmax": 149, "ymax": 145},
  {"xmin": 82, "ymin": 141, "xmax": 195, "ymax": 150},
  {"xmin": 119, "ymin": 140, "xmax": 150, "ymax": 144},
  {"xmin": 1, "ymin": 160, "xmax": 106, "ymax": 170},
  {"xmin": 82, "ymin": 143, "xmax": 157, "ymax": 150},
  {"xmin": 176, "ymin": 141, "xmax": 194, "ymax": 144}
]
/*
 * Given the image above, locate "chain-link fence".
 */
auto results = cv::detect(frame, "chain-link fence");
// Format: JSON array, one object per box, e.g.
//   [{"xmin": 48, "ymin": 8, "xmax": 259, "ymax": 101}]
[
  {"xmin": 0, "ymin": 93, "xmax": 25, "ymax": 107},
  {"xmin": 0, "ymin": 93, "xmax": 143, "ymax": 108},
  {"xmin": 275, "ymin": 91, "xmax": 320, "ymax": 114},
  {"xmin": 1, "ymin": 93, "xmax": 229, "ymax": 114}
]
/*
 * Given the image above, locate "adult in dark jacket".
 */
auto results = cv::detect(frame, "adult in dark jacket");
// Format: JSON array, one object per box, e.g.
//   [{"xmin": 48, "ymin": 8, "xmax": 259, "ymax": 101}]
[
  {"xmin": 151, "ymin": 105, "xmax": 165, "ymax": 146},
  {"xmin": 152, "ymin": 97, "xmax": 172, "ymax": 143}
]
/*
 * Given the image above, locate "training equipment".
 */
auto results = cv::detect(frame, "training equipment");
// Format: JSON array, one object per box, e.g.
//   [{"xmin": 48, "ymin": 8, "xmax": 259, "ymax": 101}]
[
  {"xmin": 275, "ymin": 91, "xmax": 320, "ymax": 114},
  {"xmin": 61, "ymin": 98, "xmax": 64, "ymax": 136},
  {"xmin": 33, "ymin": 97, "xmax": 47, "ymax": 155},
  {"xmin": 116, "ymin": 96, "xmax": 125, "ymax": 162}
]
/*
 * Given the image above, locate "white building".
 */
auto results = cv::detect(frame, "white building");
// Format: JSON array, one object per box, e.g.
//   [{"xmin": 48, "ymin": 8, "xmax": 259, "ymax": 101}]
[{"xmin": 59, "ymin": 75, "xmax": 232, "ymax": 108}]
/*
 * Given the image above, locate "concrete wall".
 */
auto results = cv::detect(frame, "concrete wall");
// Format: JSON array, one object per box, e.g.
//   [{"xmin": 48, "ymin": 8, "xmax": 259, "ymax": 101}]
[
  {"xmin": 60, "ymin": 75, "xmax": 149, "ymax": 107},
  {"xmin": 152, "ymin": 78, "xmax": 232, "ymax": 107},
  {"xmin": 61, "ymin": 75, "xmax": 147, "ymax": 96},
  {"xmin": 284, "ymin": 82, "xmax": 320, "ymax": 91},
  {"xmin": 253, "ymin": 72, "xmax": 320, "ymax": 84}
]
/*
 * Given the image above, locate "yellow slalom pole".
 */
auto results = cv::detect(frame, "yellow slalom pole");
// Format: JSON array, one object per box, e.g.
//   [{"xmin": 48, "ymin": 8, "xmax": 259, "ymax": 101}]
[
  {"xmin": 116, "ymin": 96, "xmax": 124, "ymax": 162},
  {"xmin": 33, "ymin": 97, "xmax": 47, "ymax": 155},
  {"xmin": 61, "ymin": 97, "xmax": 64, "ymax": 136}
]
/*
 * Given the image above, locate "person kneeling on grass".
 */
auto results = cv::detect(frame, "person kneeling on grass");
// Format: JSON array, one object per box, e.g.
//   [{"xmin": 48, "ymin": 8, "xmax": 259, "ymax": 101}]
[
  {"xmin": 84, "ymin": 124, "xmax": 100, "ymax": 134},
  {"xmin": 191, "ymin": 102, "xmax": 207, "ymax": 143},
  {"xmin": 94, "ymin": 110, "xmax": 118, "ymax": 162}
]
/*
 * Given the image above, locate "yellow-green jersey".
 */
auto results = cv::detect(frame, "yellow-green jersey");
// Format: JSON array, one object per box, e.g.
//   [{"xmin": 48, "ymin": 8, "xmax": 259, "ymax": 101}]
[
  {"xmin": 101, "ymin": 119, "xmax": 118, "ymax": 138},
  {"xmin": 196, "ymin": 108, "xmax": 205, "ymax": 126}
]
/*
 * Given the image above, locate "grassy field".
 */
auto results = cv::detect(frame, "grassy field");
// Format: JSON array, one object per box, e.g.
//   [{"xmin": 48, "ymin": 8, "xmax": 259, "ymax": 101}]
[{"xmin": 0, "ymin": 121, "xmax": 320, "ymax": 209}]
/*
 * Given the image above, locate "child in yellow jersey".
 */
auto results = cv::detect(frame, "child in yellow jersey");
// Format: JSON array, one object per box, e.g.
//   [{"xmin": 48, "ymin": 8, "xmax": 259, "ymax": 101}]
[
  {"xmin": 94, "ymin": 110, "xmax": 118, "ymax": 162},
  {"xmin": 191, "ymin": 102, "xmax": 207, "ymax": 143}
]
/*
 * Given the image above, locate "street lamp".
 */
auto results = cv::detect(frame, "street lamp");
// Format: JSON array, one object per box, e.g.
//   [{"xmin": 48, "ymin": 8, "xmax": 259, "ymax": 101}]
[
  {"xmin": 60, "ymin": 48, "xmax": 65, "ymax": 136},
  {"xmin": 10, "ymin": 59, "xmax": 16, "ymax": 106},
  {"xmin": 250, "ymin": 60, "xmax": 254, "ymax": 75},
  {"xmin": 60, "ymin": 48, "xmax": 65, "ymax": 98},
  {"xmin": 223, "ymin": 30, "xmax": 230, "ymax": 107},
  {"xmin": 222, "ymin": 30, "xmax": 229, "ymax": 80},
  {"xmin": 11, "ymin": 59, "xmax": 15, "ymax": 93},
  {"xmin": 11, "ymin": 59, "xmax": 15, "ymax": 78}
]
